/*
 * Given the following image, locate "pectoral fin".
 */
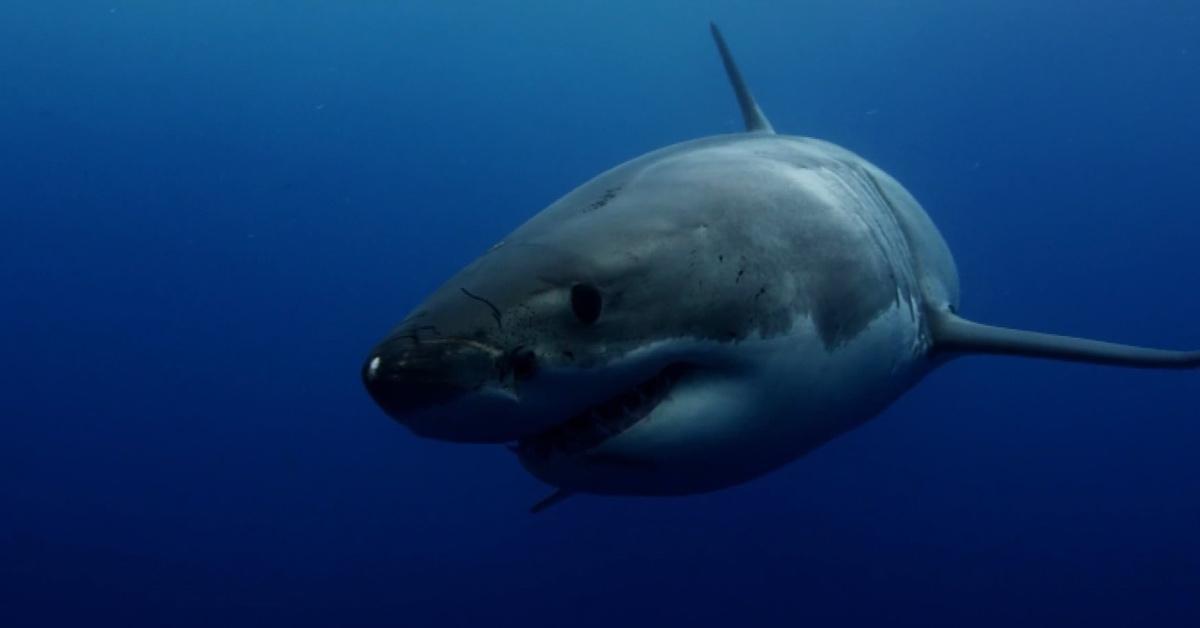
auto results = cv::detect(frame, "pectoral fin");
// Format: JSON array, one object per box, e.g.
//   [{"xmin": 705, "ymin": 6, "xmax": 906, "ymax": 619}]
[
  {"xmin": 931, "ymin": 310, "xmax": 1200, "ymax": 369},
  {"xmin": 529, "ymin": 489, "xmax": 573, "ymax": 514}
]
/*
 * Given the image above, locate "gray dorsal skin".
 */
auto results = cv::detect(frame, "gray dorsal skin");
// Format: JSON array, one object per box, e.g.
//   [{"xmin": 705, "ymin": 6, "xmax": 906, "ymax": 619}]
[
  {"xmin": 716, "ymin": 20, "xmax": 1200, "ymax": 369},
  {"xmin": 718, "ymin": 24, "xmax": 1197, "ymax": 368},
  {"xmin": 710, "ymin": 22, "xmax": 774, "ymax": 134},
  {"xmin": 718, "ymin": 11, "xmax": 1200, "ymax": 371},
  {"xmin": 932, "ymin": 311, "xmax": 1200, "ymax": 369},
  {"xmin": 706, "ymin": 19, "xmax": 1200, "ymax": 370}
]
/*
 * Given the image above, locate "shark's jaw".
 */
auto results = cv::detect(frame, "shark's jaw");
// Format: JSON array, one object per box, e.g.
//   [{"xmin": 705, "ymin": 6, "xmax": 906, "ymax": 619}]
[{"xmin": 514, "ymin": 362, "xmax": 696, "ymax": 460}]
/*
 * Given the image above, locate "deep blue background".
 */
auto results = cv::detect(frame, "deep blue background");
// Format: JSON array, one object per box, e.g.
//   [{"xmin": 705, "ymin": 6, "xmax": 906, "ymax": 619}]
[{"xmin": 3, "ymin": 2, "xmax": 1199, "ymax": 626}]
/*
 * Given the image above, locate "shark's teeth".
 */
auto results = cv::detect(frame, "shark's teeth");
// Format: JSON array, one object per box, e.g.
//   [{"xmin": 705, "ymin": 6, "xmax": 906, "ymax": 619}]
[{"xmin": 517, "ymin": 363, "xmax": 693, "ymax": 458}]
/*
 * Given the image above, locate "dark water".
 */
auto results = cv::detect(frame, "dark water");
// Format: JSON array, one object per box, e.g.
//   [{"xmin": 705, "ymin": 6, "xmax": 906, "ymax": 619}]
[{"xmin": 4, "ymin": 2, "xmax": 1199, "ymax": 626}]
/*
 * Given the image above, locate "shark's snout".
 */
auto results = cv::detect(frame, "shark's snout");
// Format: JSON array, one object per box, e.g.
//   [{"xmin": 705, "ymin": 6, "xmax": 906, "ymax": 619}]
[
  {"xmin": 362, "ymin": 334, "xmax": 497, "ymax": 422},
  {"xmin": 362, "ymin": 333, "xmax": 537, "ymax": 442},
  {"xmin": 361, "ymin": 356, "xmax": 461, "ymax": 419}
]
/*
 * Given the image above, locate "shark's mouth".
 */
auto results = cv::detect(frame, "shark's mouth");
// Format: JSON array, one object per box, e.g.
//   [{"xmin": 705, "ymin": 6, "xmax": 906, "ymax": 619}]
[{"xmin": 516, "ymin": 363, "xmax": 693, "ymax": 458}]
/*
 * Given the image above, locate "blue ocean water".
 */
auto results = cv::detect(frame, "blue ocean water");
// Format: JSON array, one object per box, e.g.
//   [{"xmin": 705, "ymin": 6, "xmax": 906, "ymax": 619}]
[{"xmin": 3, "ymin": 1, "xmax": 1199, "ymax": 625}]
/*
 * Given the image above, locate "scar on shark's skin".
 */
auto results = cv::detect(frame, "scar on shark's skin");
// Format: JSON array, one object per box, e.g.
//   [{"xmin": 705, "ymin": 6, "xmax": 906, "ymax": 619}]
[
  {"xmin": 460, "ymin": 288, "xmax": 502, "ymax": 329},
  {"xmin": 587, "ymin": 187, "xmax": 621, "ymax": 211},
  {"xmin": 363, "ymin": 22, "xmax": 1200, "ymax": 512}
]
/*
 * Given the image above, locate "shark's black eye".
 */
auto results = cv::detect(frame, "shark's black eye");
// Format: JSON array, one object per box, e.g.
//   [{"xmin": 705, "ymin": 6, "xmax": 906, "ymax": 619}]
[{"xmin": 570, "ymin": 283, "xmax": 602, "ymax": 325}]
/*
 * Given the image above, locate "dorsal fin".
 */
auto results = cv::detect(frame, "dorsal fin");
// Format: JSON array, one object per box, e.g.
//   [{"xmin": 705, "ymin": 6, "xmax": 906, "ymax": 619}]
[{"xmin": 709, "ymin": 22, "xmax": 775, "ymax": 134}]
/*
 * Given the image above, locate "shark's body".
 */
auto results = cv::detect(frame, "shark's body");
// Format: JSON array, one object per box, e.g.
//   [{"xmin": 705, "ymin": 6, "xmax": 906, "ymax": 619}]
[{"xmin": 363, "ymin": 25, "xmax": 1198, "ymax": 509}]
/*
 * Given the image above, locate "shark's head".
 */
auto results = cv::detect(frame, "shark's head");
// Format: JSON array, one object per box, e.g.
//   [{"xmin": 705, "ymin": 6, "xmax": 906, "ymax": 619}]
[{"xmin": 363, "ymin": 145, "xmax": 772, "ymax": 454}]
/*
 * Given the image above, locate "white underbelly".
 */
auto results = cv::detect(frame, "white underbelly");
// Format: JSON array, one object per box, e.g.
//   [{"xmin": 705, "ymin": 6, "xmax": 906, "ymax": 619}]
[{"xmin": 582, "ymin": 298, "xmax": 930, "ymax": 493}]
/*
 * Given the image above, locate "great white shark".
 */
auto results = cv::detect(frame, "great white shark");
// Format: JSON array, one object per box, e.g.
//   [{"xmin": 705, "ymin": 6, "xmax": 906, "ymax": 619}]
[{"xmin": 362, "ymin": 24, "xmax": 1199, "ymax": 511}]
